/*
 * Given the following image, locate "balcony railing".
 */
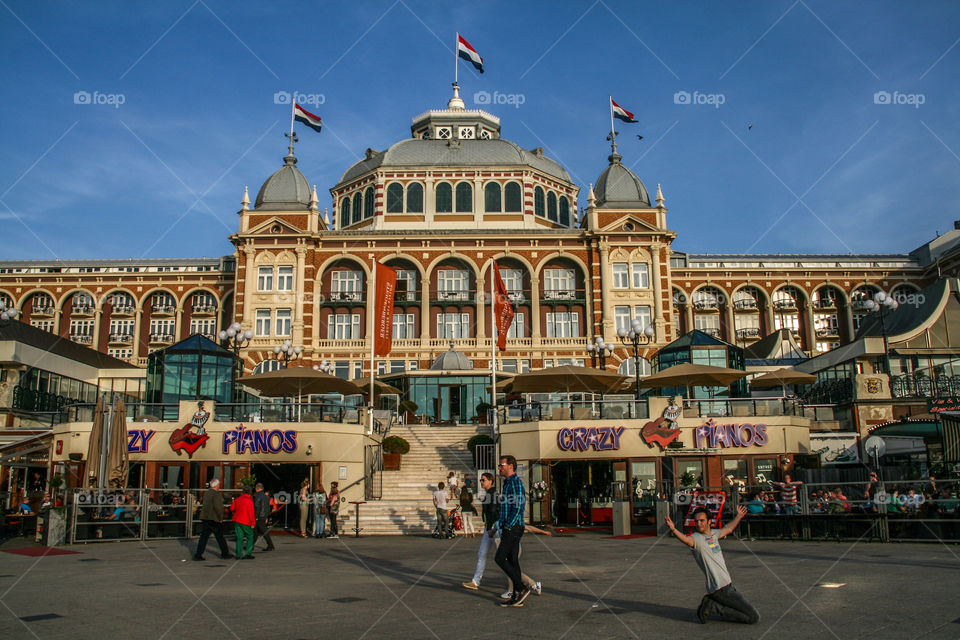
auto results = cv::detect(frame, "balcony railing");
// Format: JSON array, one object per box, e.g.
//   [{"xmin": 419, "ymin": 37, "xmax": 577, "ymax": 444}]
[
  {"xmin": 328, "ymin": 291, "xmax": 364, "ymax": 302},
  {"xmin": 434, "ymin": 290, "xmax": 472, "ymax": 302},
  {"xmin": 890, "ymin": 374, "xmax": 960, "ymax": 399},
  {"xmin": 850, "ymin": 300, "xmax": 872, "ymax": 310},
  {"xmin": 773, "ymin": 300, "xmax": 798, "ymax": 310},
  {"xmin": 214, "ymin": 402, "xmax": 364, "ymax": 424},
  {"xmin": 735, "ymin": 327, "xmax": 761, "ymax": 339},
  {"xmin": 682, "ymin": 398, "xmax": 806, "ymax": 418},
  {"xmin": 59, "ymin": 402, "xmax": 180, "ymax": 423},
  {"xmin": 733, "ymin": 300, "xmax": 758, "ymax": 310},
  {"xmin": 542, "ymin": 289, "xmax": 579, "ymax": 301},
  {"xmin": 191, "ymin": 303, "xmax": 217, "ymax": 314},
  {"xmin": 693, "ymin": 301, "xmax": 719, "ymax": 310},
  {"xmin": 111, "ymin": 304, "xmax": 135, "ymax": 315},
  {"xmin": 698, "ymin": 327, "xmax": 722, "ymax": 338},
  {"xmin": 108, "ymin": 332, "xmax": 134, "ymax": 344},
  {"xmin": 814, "ymin": 299, "xmax": 837, "ymax": 310},
  {"xmin": 498, "ymin": 398, "xmax": 649, "ymax": 423},
  {"xmin": 815, "ymin": 328, "xmax": 840, "ymax": 338},
  {"xmin": 31, "ymin": 305, "xmax": 54, "ymax": 316},
  {"xmin": 151, "ymin": 304, "xmax": 175, "ymax": 315},
  {"xmin": 71, "ymin": 303, "xmax": 94, "ymax": 315},
  {"xmin": 149, "ymin": 333, "xmax": 175, "ymax": 344},
  {"xmin": 70, "ymin": 333, "xmax": 93, "ymax": 344}
]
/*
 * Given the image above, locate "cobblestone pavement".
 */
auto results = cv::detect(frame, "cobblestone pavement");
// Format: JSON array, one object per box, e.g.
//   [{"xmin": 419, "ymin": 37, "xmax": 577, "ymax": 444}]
[{"xmin": 1, "ymin": 531, "xmax": 959, "ymax": 639}]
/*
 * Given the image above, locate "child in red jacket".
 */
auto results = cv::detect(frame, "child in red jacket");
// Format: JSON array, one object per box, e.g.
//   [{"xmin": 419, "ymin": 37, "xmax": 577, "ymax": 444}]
[{"xmin": 230, "ymin": 487, "xmax": 257, "ymax": 559}]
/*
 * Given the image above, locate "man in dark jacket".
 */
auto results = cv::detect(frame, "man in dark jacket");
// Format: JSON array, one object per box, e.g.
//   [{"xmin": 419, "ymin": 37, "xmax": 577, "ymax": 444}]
[
  {"xmin": 192, "ymin": 479, "xmax": 232, "ymax": 561},
  {"xmin": 252, "ymin": 482, "xmax": 275, "ymax": 552}
]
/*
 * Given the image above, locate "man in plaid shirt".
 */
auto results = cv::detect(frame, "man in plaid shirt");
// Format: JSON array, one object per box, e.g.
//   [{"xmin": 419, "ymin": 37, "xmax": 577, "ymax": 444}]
[{"xmin": 495, "ymin": 454, "xmax": 530, "ymax": 607}]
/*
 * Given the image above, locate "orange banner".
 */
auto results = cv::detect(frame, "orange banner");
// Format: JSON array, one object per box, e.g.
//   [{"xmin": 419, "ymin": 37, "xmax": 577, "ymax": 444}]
[
  {"xmin": 493, "ymin": 262, "xmax": 515, "ymax": 352},
  {"xmin": 373, "ymin": 262, "xmax": 397, "ymax": 357}
]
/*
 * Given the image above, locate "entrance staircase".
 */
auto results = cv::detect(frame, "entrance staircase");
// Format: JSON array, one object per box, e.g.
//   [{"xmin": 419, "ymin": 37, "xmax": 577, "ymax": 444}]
[{"xmin": 348, "ymin": 423, "xmax": 492, "ymax": 535}]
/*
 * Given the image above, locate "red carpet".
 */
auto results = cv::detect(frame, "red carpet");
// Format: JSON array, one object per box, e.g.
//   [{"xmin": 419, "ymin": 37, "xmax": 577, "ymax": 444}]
[{"xmin": 1, "ymin": 546, "xmax": 81, "ymax": 557}]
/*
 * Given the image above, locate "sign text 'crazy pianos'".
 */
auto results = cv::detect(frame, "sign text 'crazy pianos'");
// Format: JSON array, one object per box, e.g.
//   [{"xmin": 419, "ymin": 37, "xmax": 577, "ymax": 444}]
[
  {"xmin": 222, "ymin": 424, "xmax": 298, "ymax": 454},
  {"xmin": 694, "ymin": 420, "xmax": 768, "ymax": 448},
  {"xmin": 557, "ymin": 426, "xmax": 625, "ymax": 452}
]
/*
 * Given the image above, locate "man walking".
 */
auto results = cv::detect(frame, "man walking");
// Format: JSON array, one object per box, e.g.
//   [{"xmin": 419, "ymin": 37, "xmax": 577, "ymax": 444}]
[
  {"xmin": 495, "ymin": 455, "xmax": 530, "ymax": 607},
  {"xmin": 192, "ymin": 479, "xmax": 232, "ymax": 561},
  {"xmin": 462, "ymin": 472, "xmax": 498, "ymax": 590},
  {"xmin": 665, "ymin": 506, "xmax": 759, "ymax": 624},
  {"xmin": 252, "ymin": 483, "xmax": 275, "ymax": 552},
  {"xmin": 433, "ymin": 481, "xmax": 449, "ymax": 538}
]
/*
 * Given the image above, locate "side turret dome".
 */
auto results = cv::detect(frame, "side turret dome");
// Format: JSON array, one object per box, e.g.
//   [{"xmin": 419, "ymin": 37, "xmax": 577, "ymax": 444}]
[
  {"xmin": 255, "ymin": 154, "xmax": 311, "ymax": 210},
  {"xmin": 594, "ymin": 151, "xmax": 650, "ymax": 208}
]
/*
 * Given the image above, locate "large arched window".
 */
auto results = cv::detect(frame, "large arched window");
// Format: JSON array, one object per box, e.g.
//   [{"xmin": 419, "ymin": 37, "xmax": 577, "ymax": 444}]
[
  {"xmin": 340, "ymin": 196, "xmax": 350, "ymax": 228},
  {"xmin": 364, "ymin": 187, "xmax": 375, "ymax": 219},
  {"xmin": 618, "ymin": 357, "xmax": 651, "ymax": 377},
  {"xmin": 406, "ymin": 183, "xmax": 423, "ymax": 212},
  {"xmin": 352, "ymin": 192, "xmax": 362, "ymax": 223},
  {"xmin": 484, "ymin": 182, "xmax": 501, "ymax": 212},
  {"xmin": 435, "ymin": 183, "xmax": 452, "ymax": 212},
  {"xmin": 547, "ymin": 192, "xmax": 558, "ymax": 222},
  {"xmin": 455, "ymin": 182, "xmax": 472, "ymax": 212},
  {"xmin": 386, "ymin": 183, "xmax": 404, "ymax": 213},
  {"xmin": 534, "ymin": 187, "xmax": 545, "ymax": 217},
  {"xmin": 559, "ymin": 196, "xmax": 570, "ymax": 226},
  {"xmin": 504, "ymin": 182, "xmax": 522, "ymax": 212}
]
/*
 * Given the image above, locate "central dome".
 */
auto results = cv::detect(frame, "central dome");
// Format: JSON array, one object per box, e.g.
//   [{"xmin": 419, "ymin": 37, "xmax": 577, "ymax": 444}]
[
  {"xmin": 255, "ymin": 154, "xmax": 311, "ymax": 210},
  {"xmin": 430, "ymin": 342, "xmax": 474, "ymax": 371},
  {"xmin": 594, "ymin": 152, "xmax": 650, "ymax": 208}
]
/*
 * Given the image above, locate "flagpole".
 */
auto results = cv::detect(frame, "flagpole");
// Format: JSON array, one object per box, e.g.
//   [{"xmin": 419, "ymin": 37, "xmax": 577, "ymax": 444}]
[
  {"xmin": 369, "ymin": 258, "xmax": 376, "ymax": 435},
  {"xmin": 490, "ymin": 259, "xmax": 498, "ymax": 437},
  {"xmin": 454, "ymin": 31, "xmax": 459, "ymax": 85},
  {"xmin": 287, "ymin": 101, "xmax": 297, "ymax": 156},
  {"xmin": 609, "ymin": 95, "xmax": 615, "ymax": 142}
]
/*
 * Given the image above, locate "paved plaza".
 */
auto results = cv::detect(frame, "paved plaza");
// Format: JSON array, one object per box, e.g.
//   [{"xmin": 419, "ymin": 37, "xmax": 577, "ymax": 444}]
[{"xmin": 1, "ymin": 531, "xmax": 959, "ymax": 639}]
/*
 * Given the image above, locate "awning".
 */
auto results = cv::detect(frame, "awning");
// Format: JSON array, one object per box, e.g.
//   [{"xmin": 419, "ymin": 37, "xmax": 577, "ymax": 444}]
[
  {"xmin": 867, "ymin": 419, "xmax": 940, "ymax": 438},
  {"xmin": 0, "ymin": 432, "xmax": 52, "ymax": 464}
]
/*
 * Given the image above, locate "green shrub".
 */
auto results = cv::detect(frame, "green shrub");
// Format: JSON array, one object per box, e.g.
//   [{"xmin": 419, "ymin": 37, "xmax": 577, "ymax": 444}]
[{"xmin": 382, "ymin": 435, "xmax": 410, "ymax": 455}]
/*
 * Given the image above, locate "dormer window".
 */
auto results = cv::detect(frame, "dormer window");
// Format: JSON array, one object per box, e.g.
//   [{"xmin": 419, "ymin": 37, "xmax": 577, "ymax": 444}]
[
  {"xmin": 436, "ymin": 127, "xmax": 451, "ymax": 140},
  {"xmin": 458, "ymin": 127, "xmax": 475, "ymax": 139},
  {"xmin": 479, "ymin": 130, "xmax": 491, "ymax": 139}
]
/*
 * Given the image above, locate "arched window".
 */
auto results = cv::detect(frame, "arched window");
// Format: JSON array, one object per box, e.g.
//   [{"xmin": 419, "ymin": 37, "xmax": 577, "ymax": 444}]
[
  {"xmin": 891, "ymin": 284, "xmax": 919, "ymax": 304},
  {"xmin": 559, "ymin": 196, "xmax": 570, "ymax": 226},
  {"xmin": 618, "ymin": 357, "xmax": 651, "ymax": 377},
  {"xmin": 352, "ymin": 192, "xmax": 362, "ymax": 223},
  {"xmin": 534, "ymin": 187, "xmax": 545, "ymax": 217},
  {"xmin": 386, "ymin": 183, "xmax": 403, "ymax": 213},
  {"xmin": 406, "ymin": 183, "xmax": 423, "ymax": 212},
  {"xmin": 364, "ymin": 187, "xmax": 375, "ymax": 219},
  {"xmin": 340, "ymin": 196, "xmax": 350, "ymax": 228},
  {"xmin": 484, "ymin": 182, "xmax": 501, "ymax": 212},
  {"xmin": 252, "ymin": 360, "xmax": 285, "ymax": 375},
  {"xmin": 455, "ymin": 182, "xmax": 472, "ymax": 212},
  {"xmin": 547, "ymin": 192, "xmax": 558, "ymax": 221},
  {"xmin": 435, "ymin": 183, "xmax": 452, "ymax": 212},
  {"xmin": 504, "ymin": 182, "xmax": 522, "ymax": 212}
]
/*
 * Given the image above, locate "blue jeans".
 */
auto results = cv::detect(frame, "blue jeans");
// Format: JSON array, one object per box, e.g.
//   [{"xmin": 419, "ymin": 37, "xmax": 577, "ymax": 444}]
[
  {"xmin": 471, "ymin": 530, "xmax": 498, "ymax": 584},
  {"xmin": 313, "ymin": 510, "xmax": 326, "ymax": 536}
]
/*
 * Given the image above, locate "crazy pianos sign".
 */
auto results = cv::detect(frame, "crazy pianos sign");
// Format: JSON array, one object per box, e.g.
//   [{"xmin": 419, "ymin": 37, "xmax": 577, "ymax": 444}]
[
  {"xmin": 694, "ymin": 419, "xmax": 768, "ymax": 449},
  {"xmin": 222, "ymin": 424, "xmax": 298, "ymax": 454}
]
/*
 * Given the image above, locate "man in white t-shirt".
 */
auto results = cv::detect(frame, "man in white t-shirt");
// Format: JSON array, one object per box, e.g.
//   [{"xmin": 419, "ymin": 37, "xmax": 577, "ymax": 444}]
[
  {"xmin": 433, "ymin": 482, "xmax": 449, "ymax": 536},
  {"xmin": 665, "ymin": 506, "xmax": 759, "ymax": 624}
]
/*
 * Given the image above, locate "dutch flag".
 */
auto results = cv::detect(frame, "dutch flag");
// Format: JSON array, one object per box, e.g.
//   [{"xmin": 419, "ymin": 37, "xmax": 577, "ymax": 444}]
[
  {"xmin": 611, "ymin": 98, "xmax": 638, "ymax": 123},
  {"xmin": 457, "ymin": 34, "xmax": 484, "ymax": 73},
  {"xmin": 294, "ymin": 103, "xmax": 322, "ymax": 133}
]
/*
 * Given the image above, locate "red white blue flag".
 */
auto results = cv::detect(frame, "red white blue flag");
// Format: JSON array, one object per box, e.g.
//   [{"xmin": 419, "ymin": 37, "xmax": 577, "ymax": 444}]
[
  {"xmin": 294, "ymin": 103, "xmax": 322, "ymax": 133},
  {"xmin": 610, "ymin": 97, "xmax": 637, "ymax": 123},
  {"xmin": 457, "ymin": 34, "xmax": 484, "ymax": 73}
]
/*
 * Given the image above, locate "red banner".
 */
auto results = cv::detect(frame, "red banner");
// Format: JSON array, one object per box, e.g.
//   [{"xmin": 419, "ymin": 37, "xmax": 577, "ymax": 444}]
[
  {"xmin": 373, "ymin": 262, "xmax": 397, "ymax": 357},
  {"xmin": 493, "ymin": 262, "xmax": 515, "ymax": 352}
]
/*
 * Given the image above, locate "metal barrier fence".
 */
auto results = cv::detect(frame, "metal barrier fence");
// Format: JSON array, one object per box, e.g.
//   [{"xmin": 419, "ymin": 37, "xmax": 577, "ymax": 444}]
[
  {"xmin": 213, "ymin": 402, "xmax": 363, "ymax": 424},
  {"xmin": 60, "ymin": 403, "xmax": 179, "ymax": 423},
  {"xmin": 474, "ymin": 444, "xmax": 496, "ymax": 471},
  {"xmin": 666, "ymin": 479, "xmax": 960, "ymax": 543},
  {"xmin": 498, "ymin": 399, "xmax": 648, "ymax": 423}
]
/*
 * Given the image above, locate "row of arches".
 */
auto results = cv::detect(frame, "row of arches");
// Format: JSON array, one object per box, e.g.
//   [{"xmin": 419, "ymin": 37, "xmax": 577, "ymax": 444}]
[
  {"xmin": 674, "ymin": 282, "xmax": 922, "ymax": 309},
  {"xmin": 0, "ymin": 286, "xmax": 226, "ymax": 314}
]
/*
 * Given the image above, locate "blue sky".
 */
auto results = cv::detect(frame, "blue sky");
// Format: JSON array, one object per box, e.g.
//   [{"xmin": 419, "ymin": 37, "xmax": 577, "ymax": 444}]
[{"xmin": 0, "ymin": 0, "xmax": 958, "ymax": 260}]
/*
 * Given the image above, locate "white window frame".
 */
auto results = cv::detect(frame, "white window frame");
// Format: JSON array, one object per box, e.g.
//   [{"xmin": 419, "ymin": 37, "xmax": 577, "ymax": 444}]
[
  {"xmin": 545, "ymin": 311, "xmax": 580, "ymax": 338},
  {"xmin": 507, "ymin": 312, "xmax": 525, "ymax": 338},
  {"xmin": 149, "ymin": 319, "xmax": 175, "ymax": 334},
  {"xmin": 329, "ymin": 313, "xmax": 361, "ymax": 340},
  {"xmin": 395, "ymin": 269, "xmax": 418, "ymax": 301},
  {"xmin": 257, "ymin": 267, "xmax": 274, "ymax": 291},
  {"xmin": 255, "ymin": 309, "xmax": 271, "ymax": 336},
  {"xmin": 437, "ymin": 270, "xmax": 469, "ymax": 301},
  {"xmin": 543, "ymin": 268, "xmax": 575, "ymax": 299},
  {"xmin": 614, "ymin": 306, "xmax": 631, "ymax": 334},
  {"xmin": 275, "ymin": 309, "xmax": 292, "ymax": 336},
  {"xmin": 277, "ymin": 265, "xmax": 294, "ymax": 291},
  {"xmin": 436, "ymin": 312, "xmax": 470, "ymax": 339},
  {"xmin": 631, "ymin": 263, "xmax": 650, "ymax": 289},
  {"xmin": 612, "ymin": 263, "xmax": 629, "ymax": 289},
  {"xmin": 393, "ymin": 313, "xmax": 416, "ymax": 339},
  {"xmin": 190, "ymin": 318, "xmax": 217, "ymax": 336},
  {"xmin": 633, "ymin": 305, "xmax": 652, "ymax": 331},
  {"xmin": 332, "ymin": 271, "xmax": 363, "ymax": 301}
]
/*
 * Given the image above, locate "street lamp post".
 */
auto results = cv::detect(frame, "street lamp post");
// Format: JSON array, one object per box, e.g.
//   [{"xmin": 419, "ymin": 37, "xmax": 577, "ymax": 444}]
[
  {"xmin": 586, "ymin": 336, "xmax": 614, "ymax": 369},
  {"xmin": 618, "ymin": 320, "xmax": 655, "ymax": 401},
  {"xmin": 218, "ymin": 322, "xmax": 252, "ymax": 355},
  {"xmin": 272, "ymin": 340, "xmax": 303, "ymax": 366},
  {"xmin": 0, "ymin": 301, "xmax": 18, "ymax": 321},
  {"xmin": 313, "ymin": 360, "xmax": 335, "ymax": 375},
  {"xmin": 864, "ymin": 292, "xmax": 899, "ymax": 375}
]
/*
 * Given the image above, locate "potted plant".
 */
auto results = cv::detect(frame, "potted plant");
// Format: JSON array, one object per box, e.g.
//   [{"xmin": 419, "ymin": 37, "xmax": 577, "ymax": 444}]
[
  {"xmin": 398, "ymin": 400, "xmax": 418, "ymax": 424},
  {"xmin": 475, "ymin": 402, "xmax": 493, "ymax": 424},
  {"xmin": 467, "ymin": 434, "xmax": 494, "ymax": 468},
  {"xmin": 531, "ymin": 481, "xmax": 547, "ymax": 500},
  {"xmin": 381, "ymin": 435, "xmax": 410, "ymax": 471}
]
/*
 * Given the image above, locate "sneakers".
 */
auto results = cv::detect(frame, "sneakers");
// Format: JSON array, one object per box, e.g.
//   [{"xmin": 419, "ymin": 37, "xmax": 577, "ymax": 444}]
[
  {"xmin": 499, "ymin": 595, "xmax": 519, "ymax": 607},
  {"xmin": 514, "ymin": 586, "xmax": 533, "ymax": 606},
  {"xmin": 500, "ymin": 590, "xmax": 513, "ymax": 599},
  {"xmin": 461, "ymin": 581, "xmax": 479, "ymax": 591},
  {"xmin": 534, "ymin": 581, "xmax": 542, "ymax": 596},
  {"xmin": 697, "ymin": 596, "xmax": 713, "ymax": 624}
]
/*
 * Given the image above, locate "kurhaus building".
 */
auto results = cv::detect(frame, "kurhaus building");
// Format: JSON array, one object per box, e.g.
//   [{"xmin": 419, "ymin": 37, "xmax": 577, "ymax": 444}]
[{"xmin": 0, "ymin": 87, "xmax": 957, "ymax": 396}]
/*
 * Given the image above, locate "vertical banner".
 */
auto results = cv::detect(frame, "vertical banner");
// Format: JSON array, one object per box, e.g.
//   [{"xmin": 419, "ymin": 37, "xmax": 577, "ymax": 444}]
[
  {"xmin": 493, "ymin": 262, "xmax": 515, "ymax": 352},
  {"xmin": 373, "ymin": 262, "xmax": 397, "ymax": 357}
]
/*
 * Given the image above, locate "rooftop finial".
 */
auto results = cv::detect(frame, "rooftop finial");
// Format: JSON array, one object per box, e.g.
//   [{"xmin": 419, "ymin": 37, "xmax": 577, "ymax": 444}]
[
  {"xmin": 309, "ymin": 184, "xmax": 319, "ymax": 210},
  {"xmin": 323, "ymin": 207, "xmax": 330, "ymax": 227},
  {"xmin": 448, "ymin": 82, "xmax": 466, "ymax": 110},
  {"xmin": 656, "ymin": 183, "xmax": 664, "ymax": 208},
  {"xmin": 241, "ymin": 185, "xmax": 250, "ymax": 211},
  {"xmin": 587, "ymin": 183, "xmax": 596, "ymax": 208}
]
